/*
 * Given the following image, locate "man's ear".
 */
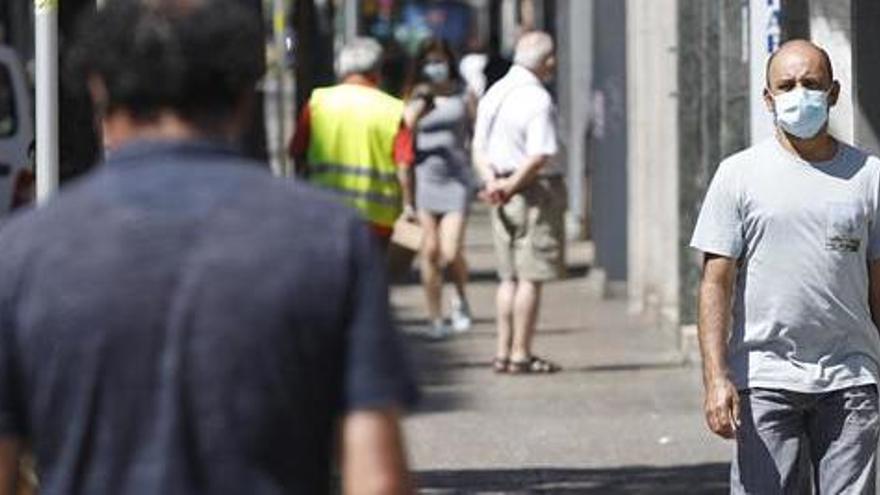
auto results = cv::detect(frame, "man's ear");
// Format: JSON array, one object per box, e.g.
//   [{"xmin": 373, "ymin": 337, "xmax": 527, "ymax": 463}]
[
  {"xmin": 86, "ymin": 75, "xmax": 110, "ymax": 148},
  {"xmin": 828, "ymin": 80, "xmax": 840, "ymax": 107},
  {"xmin": 86, "ymin": 75, "xmax": 109, "ymax": 115},
  {"xmin": 763, "ymin": 87, "xmax": 775, "ymax": 114}
]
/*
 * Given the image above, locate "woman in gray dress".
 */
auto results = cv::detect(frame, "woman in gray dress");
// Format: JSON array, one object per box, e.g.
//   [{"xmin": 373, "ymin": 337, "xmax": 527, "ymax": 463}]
[{"xmin": 405, "ymin": 39, "xmax": 476, "ymax": 339}]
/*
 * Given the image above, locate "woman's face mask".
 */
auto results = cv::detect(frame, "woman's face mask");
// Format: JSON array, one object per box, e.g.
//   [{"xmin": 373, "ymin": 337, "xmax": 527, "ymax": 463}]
[
  {"xmin": 423, "ymin": 62, "xmax": 450, "ymax": 84},
  {"xmin": 772, "ymin": 86, "xmax": 830, "ymax": 139}
]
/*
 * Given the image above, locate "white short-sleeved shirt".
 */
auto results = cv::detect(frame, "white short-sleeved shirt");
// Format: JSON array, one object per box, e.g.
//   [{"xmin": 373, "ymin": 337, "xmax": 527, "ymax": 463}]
[
  {"xmin": 473, "ymin": 65, "xmax": 560, "ymax": 176},
  {"xmin": 690, "ymin": 137, "xmax": 880, "ymax": 393}
]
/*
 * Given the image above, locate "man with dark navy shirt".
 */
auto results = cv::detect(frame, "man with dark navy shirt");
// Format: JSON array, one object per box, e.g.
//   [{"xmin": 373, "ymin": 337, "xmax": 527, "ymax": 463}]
[{"xmin": 0, "ymin": 1, "xmax": 416, "ymax": 494}]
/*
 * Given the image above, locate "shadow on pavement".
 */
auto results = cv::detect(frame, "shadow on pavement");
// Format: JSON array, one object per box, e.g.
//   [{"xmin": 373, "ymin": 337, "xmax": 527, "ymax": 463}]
[
  {"xmin": 393, "ymin": 264, "xmax": 592, "ymax": 287},
  {"xmin": 397, "ymin": 316, "xmax": 496, "ymax": 328},
  {"xmin": 414, "ymin": 464, "xmax": 728, "ymax": 494},
  {"xmin": 566, "ymin": 360, "xmax": 687, "ymax": 374},
  {"xmin": 408, "ymin": 358, "xmax": 686, "ymax": 375},
  {"xmin": 402, "ymin": 333, "xmax": 471, "ymax": 409}
]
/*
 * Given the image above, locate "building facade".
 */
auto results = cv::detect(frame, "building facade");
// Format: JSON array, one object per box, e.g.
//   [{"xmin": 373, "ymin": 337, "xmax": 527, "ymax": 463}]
[
  {"xmin": 501, "ymin": 0, "xmax": 880, "ymax": 347},
  {"xmin": 620, "ymin": 0, "xmax": 880, "ymax": 348}
]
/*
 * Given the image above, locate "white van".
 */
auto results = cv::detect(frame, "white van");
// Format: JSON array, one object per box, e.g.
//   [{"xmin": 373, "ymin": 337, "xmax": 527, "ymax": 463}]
[{"xmin": 0, "ymin": 46, "xmax": 33, "ymax": 215}]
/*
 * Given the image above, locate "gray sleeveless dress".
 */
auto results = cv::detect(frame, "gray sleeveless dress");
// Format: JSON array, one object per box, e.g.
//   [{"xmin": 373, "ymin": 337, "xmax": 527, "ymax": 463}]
[{"xmin": 414, "ymin": 92, "xmax": 474, "ymax": 214}]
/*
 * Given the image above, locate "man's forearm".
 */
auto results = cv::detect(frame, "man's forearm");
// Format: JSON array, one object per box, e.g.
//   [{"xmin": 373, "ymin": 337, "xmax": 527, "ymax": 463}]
[
  {"xmin": 506, "ymin": 155, "xmax": 548, "ymax": 195},
  {"xmin": 697, "ymin": 255, "xmax": 740, "ymax": 439},
  {"xmin": 698, "ymin": 279, "xmax": 733, "ymax": 386},
  {"xmin": 341, "ymin": 409, "xmax": 412, "ymax": 495},
  {"xmin": 471, "ymin": 144, "xmax": 494, "ymax": 184}
]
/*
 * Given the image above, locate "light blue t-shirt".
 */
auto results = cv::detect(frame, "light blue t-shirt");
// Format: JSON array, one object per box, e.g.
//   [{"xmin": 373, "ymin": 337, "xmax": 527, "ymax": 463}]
[{"xmin": 691, "ymin": 137, "xmax": 880, "ymax": 393}]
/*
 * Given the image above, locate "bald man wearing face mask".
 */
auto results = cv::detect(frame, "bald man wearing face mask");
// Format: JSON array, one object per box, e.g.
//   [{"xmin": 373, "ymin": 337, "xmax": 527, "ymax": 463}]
[{"xmin": 691, "ymin": 40, "xmax": 880, "ymax": 493}]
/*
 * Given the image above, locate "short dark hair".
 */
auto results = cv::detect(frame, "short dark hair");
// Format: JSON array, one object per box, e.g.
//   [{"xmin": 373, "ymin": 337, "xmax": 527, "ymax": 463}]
[{"xmin": 69, "ymin": 0, "xmax": 263, "ymax": 132}]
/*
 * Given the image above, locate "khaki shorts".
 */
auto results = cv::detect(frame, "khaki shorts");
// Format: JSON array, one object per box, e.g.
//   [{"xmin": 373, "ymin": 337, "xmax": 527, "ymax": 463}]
[{"xmin": 491, "ymin": 176, "xmax": 566, "ymax": 281}]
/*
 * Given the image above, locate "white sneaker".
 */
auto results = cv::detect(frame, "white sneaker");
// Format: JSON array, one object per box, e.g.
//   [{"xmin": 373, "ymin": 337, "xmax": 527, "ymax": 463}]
[
  {"xmin": 425, "ymin": 319, "xmax": 453, "ymax": 340},
  {"xmin": 450, "ymin": 298, "xmax": 472, "ymax": 333}
]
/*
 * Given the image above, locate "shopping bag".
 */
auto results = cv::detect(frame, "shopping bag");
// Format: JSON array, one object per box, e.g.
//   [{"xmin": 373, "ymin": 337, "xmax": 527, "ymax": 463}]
[{"xmin": 388, "ymin": 218, "xmax": 423, "ymax": 281}]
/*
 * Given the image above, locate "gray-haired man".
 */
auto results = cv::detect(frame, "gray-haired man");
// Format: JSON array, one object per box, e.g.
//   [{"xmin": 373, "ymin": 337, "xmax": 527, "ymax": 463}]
[
  {"xmin": 290, "ymin": 37, "xmax": 423, "ymax": 247},
  {"xmin": 693, "ymin": 39, "xmax": 880, "ymax": 493},
  {"xmin": 473, "ymin": 32, "xmax": 566, "ymax": 374}
]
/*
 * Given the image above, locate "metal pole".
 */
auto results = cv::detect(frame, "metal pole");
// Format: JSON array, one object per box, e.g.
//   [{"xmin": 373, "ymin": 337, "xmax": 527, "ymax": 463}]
[{"xmin": 35, "ymin": 0, "xmax": 59, "ymax": 205}]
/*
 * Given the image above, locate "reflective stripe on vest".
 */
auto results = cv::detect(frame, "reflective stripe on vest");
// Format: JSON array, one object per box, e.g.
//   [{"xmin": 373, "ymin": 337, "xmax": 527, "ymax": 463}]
[{"xmin": 307, "ymin": 84, "xmax": 404, "ymax": 228}]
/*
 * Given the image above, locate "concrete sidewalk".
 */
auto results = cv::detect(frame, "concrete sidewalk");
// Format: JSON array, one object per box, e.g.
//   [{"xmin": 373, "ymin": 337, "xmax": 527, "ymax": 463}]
[{"xmin": 391, "ymin": 205, "xmax": 731, "ymax": 494}]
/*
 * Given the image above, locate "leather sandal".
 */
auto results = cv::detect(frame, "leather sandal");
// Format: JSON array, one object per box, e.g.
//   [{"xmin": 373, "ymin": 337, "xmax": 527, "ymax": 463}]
[
  {"xmin": 492, "ymin": 357, "xmax": 510, "ymax": 374},
  {"xmin": 508, "ymin": 355, "xmax": 561, "ymax": 374}
]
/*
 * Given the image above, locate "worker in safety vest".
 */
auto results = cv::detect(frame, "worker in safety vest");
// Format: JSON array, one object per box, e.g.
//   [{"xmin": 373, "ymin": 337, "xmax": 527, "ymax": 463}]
[{"xmin": 290, "ymin": 37, "xmax": 425, "ymax": 246}]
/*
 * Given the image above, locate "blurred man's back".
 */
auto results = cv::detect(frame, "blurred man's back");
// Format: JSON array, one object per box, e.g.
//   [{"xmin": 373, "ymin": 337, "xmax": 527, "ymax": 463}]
[{"xmin": 0, "ymin": 1, "xmax": 416, "ymax": 494}]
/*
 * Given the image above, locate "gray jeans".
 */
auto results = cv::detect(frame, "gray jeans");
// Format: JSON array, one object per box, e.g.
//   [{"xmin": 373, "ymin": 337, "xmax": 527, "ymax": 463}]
[{"xmin": 732, "ymin": 385, "xmax": 880, "ymax": 494}]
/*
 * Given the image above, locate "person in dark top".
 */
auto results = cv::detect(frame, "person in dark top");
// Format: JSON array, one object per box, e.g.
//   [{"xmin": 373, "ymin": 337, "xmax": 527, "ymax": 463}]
[{"xmin": 0, "ymin": 1, "xmax": 417, "ymax": 494}]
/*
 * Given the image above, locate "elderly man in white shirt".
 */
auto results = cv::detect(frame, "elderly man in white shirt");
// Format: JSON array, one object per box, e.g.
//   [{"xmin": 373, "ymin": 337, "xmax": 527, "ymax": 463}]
[{"xmin": 473, "ymin": 31, "xmax": 566, "ymax": 375}]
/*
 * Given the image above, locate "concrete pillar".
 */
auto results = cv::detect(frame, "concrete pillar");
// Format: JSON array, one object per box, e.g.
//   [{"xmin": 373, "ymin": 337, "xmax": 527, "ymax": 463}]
[
  {"xmin": 554, "ymin": 0, "xmax": 572, "ymax": 234},
  {"xmin": 555, "ymin": 0, "xmax": 593, "ymax": 244},
  {"xmin": 808, "ymin": 0, "xmax": 854, "ymax": 142},
  {"xmin": 719, "ymin": 0, "xmax": 750, "ymax": 158},
  {"xmin": 678, "ymin": 0, "xmax": 750, "ymax": 328},
  {"xmin": 852, "ymin": 0, "xmax": 880, "ymax": 155},
  {"xmin": 805, "ymin": 0, "xmax": 879, "ymax": 156},
  {"xmin": 678, "ymin": 0, "xmax": 716, "ymax": 328},
  {"xmin": 626, "ymin": 0, "xmax": 679, "ymax": 328},
  {"xmin": 590, "ymin": 0, "xmax": 628, "ymax": 291}
]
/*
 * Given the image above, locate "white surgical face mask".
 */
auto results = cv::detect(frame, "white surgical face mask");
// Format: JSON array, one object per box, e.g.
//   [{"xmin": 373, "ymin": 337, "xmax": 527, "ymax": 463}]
[
  {"xmin": 423, "ymin": 62, "xmax": 450, "ymax": 84},
  {"xmin": 772, "ymin": 86, "xmax": 830, "ymax": 139}
]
